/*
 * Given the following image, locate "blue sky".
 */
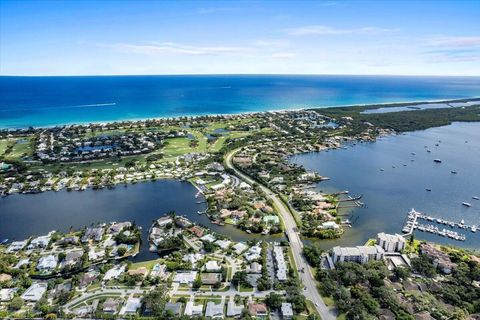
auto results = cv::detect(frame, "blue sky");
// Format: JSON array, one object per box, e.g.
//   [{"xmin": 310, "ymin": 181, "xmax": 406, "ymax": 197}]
[{"xmin": 1, "ymin": 0, "xmax": 479, "ymax": 76}]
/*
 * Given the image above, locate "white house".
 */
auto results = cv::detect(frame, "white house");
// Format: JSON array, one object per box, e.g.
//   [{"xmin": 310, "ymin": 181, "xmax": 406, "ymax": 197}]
[{"xmin": 37, "ymin": 255, "xmax": 58, "ymax": 272}]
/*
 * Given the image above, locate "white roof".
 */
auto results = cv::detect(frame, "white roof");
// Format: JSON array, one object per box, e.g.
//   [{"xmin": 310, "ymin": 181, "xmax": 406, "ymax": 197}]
[
  {"xmin": 37, "ymin": 255, "xmax": 58, "ymax": 270},
  {"xmin": 227, "ymin": 301, "xmax": 243, "ymax": 316},
  {"xmin": 21, "ymin": 283, "xmax": 47, "ymax": 301},
  {"xmin": 184, "ymin": 301, "xmax": 203, "ymax": 316},
  {"xmin": 120, "ymin": 297, "xmax": 142, "ymax": 315},
  {"xmin": 103, "ymin": 265, "xmax": 126, "ymax": 281},
  {"xmin": 281, "ymin": 303, "xmax": 293, "ymax": 316},
  {"xmin": 173, "ymin": 271, "xmax": 198, "ymax": 284},
  {"xmin": 205, "ymin": 260, "xmax": 221, "ymax": 271},
  {"xmin": 201, "ymin": 234, "xmax": 216, "ymax": 243},
  {"xmin": 205, "ymin": 301, "xmax": 224, "ymax": 317},
  {"xmin": 0, "ymin": 288, "xmax": 18, "ymax": 302},
  {"xmin": 214, "ymin": 239, "xmax": 231, "ymax": 249},
  {"xmin": 233, "ymin": 242, "xmax": 248, "ymax": 254}
]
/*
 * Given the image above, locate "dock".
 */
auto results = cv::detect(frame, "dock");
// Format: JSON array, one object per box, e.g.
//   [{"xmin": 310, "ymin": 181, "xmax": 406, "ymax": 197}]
[{"xmin": 401, "ymin": 208, "xmax": 468, "ymax": 241}]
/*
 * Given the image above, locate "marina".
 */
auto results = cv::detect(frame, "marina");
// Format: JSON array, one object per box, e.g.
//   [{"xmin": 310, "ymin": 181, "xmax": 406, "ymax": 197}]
[
  {"xmin": 402, "ymin": 208, "xmax": 472, "ymax": 241},
  {"xmin": 290, "ymin": 122, "xmax": 480, "ymax": 250}
]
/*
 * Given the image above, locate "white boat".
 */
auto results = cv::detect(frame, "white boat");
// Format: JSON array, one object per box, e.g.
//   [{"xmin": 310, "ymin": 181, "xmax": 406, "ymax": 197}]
[
  {"xmin": 471, "ymin": 225, "xmax": 477, "ymax": 233},
  {"xmin": 473, "ymin": 196, "xmax": 479, "ymax": 200},
  {"xmin": 433, "ymin": 159, "xmax": 442, "ymax": 163},
  {"xmin": 462, "ymin": 202, "xmax": 472, "ymax": 207}
]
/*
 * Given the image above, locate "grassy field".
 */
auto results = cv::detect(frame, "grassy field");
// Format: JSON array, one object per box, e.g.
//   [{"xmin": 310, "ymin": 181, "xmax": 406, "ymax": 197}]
[
  {"xmin": 130, "ymin": 258, "xmax": 163, "ymax": 270},
  {"xmin": 0, "ymin": 137, "xmax": 34, "ymax": 160}
]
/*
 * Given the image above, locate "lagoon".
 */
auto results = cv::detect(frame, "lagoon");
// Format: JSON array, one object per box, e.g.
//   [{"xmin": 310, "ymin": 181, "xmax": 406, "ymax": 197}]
[
  {"xmin": 290, "ymin": 122, "xmax": 480, "ymax": 251},
  {"xmin": 0, "ymin": 179, "xmax": 282, "ymax": 261}
]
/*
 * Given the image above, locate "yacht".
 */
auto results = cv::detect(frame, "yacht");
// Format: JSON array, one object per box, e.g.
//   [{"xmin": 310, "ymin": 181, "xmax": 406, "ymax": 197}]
[
  {"xmin": 462, "ymin": 202, "xmax": 472, "ymax": 207},
  {"xmin": 471, "ymin": 225, "xmax": 477, "ymax": 233},
  {"xmin": 433, "ymin": 159, "xmax": 442, "ymax": 163},
  {"xmin": 472, "ymin": 196, "xmax": 479, "ymax": 200}
]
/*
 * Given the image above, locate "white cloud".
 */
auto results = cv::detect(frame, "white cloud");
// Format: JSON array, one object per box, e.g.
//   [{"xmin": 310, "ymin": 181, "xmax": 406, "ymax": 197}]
[
  {"xmin": 254, "ymin": 39, "xmax": 289, "ymax": 47},
  {"xmin": 102, "ymin": 42, "xmax": 250, "ymax": 56},
  {"xmin": 286, "ymin": 25, "xmax": 399, "ymax": 36},
  {"xmin": 271, "ymin": 52, "xmax": 296, "ymax": 59},
  {"xmin": 428, "ymin": 36, "xmax": 480, "ymax": 48}
]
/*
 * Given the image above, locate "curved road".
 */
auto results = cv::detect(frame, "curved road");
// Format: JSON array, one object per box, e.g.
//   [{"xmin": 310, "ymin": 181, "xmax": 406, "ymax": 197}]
[{"xmin": 225, "ymin": 149, "xmax": 337, "ymax": 320}]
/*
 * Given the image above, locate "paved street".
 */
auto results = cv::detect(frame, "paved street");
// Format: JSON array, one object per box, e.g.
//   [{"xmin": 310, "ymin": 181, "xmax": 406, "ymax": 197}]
[{"xmin": 226, "ymin": 149, "xmax": 337, "ymax": 320}]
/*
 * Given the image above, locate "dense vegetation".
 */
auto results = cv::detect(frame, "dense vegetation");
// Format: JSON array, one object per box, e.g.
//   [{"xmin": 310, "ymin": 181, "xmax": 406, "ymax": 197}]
[{"xmin": 314, "ymin": 100, "xmax": 480, "ymax": 134}]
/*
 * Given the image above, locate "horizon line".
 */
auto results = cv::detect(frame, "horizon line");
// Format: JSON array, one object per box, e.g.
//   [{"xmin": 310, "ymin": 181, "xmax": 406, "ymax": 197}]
[{"xmin": 1, "ymin": 72, "xmax": 480, "ymax": 78}]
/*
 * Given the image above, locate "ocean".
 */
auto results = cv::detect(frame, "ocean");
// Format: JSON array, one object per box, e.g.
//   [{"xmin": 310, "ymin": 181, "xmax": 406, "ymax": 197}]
[{"xmin": 1, "ymin": 75, "xmax": 480, "ymax": 128}]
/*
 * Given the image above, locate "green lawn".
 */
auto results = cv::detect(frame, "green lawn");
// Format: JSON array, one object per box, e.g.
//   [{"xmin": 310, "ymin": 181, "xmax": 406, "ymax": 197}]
[
  {"xmin": 239, "ymin": 285, "xmax": 253, "ymax": 292},
  {"xmin": 130, "ymin": 258, "xmax": 163, "ymax": 270}
]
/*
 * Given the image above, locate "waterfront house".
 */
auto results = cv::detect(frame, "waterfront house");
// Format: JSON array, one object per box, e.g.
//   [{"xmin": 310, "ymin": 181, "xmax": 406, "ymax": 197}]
[{"xmin": 81, "ymin": 227, "xmax": 104, "ymax": 243}]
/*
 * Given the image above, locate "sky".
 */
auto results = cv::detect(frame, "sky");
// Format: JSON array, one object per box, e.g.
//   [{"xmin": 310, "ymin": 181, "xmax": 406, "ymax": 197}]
[{"xmin": 0, "ymin": 0, "xmax": 479, "ymax": 76}]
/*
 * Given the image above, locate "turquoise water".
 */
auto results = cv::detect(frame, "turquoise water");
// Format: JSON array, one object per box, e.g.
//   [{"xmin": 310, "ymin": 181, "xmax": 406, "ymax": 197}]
[
  {"xmin": 290, "ymin": 122, "xmax": 480, "ymax": 251},
  {"xmin": 1, "ymin": 75, "xmax": 480, "ymax": 128}
]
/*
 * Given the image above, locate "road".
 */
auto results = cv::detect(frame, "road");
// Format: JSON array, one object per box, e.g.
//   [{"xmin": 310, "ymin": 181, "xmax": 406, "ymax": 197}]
[{"xmin": 225, "ymin": 149, "xmax": 337, "ymax": 320}]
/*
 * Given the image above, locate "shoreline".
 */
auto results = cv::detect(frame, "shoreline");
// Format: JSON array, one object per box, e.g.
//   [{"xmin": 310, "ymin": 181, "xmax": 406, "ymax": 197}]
[{"xmin": 2, "ymin": 96, "xmax": 479, "ymax": 130}]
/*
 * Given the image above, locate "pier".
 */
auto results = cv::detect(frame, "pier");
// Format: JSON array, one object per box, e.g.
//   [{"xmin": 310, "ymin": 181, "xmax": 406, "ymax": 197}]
[{"xmin": 401, "ymin": 208, "xmax": 469, "ymax": 241}]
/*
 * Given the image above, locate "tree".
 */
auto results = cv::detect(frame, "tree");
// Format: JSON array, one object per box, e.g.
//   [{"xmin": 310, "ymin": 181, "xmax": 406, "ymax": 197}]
[
  {"xmin": 8, "ymin": 297, "xmax": 23, "ymax": 311},
  {"xmin": 117, "ymin": 247, "xmax": 127, "ymax": 256},
  {"xmin": 192, "ymin": 277, "xmax": 202, "ymax": 289},
  {"xmin": 265, "ymin": 292, "xmax": 282, "ymax": 310},
  {"xmin": 393, "ymin": 266, "xmax": 411, "ymax": 280},
  {"xmin": 232, "ymin": 271, "xmax": 249, "ymax": 287},
  {"xmin": 142, "ymin": 285, "xmax": 168, "ymax": 317}
]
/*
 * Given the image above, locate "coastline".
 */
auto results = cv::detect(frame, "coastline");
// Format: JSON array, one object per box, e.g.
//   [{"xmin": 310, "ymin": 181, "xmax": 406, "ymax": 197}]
[{"xmin": 2, "ymin": 96, "xmax": 479, "ymax": 130}]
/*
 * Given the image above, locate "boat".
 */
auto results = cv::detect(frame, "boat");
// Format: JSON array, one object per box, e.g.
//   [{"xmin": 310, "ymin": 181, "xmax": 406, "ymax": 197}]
[
  {"xmin": 425, "ymin": 188, "xmax": 432, "ymax": 191},
  {"xmin": 473, "ymin": 196, "xmax": 479, "ymax": 200},
  {"xmin": 471, "ymin": 225, "xmax": 477, "ymax": 233},
  {"xmin": 380, "ymin": 168, "xmax": 384, "ymax": 171},
  {"xmin": 1, "ymin": 239, "xmax": 8, "ymax": 244},
  {"xmin": 427, "ymin": 150, "xmax": 431, "ymax": 153},
  {"xmin": 411, "ymin": 152, "xmax": 416, "ymax": 155},
  {"xmin": 451, "ymin": 170, "xmax": 457, "ymax": 174},
  {"xmin": 462, "ymin": 202, "xmax": 472, "ymax": 207},
  {"xmin": 433, "ymin": 159, "xmax": 442, "ymax": 163}
]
